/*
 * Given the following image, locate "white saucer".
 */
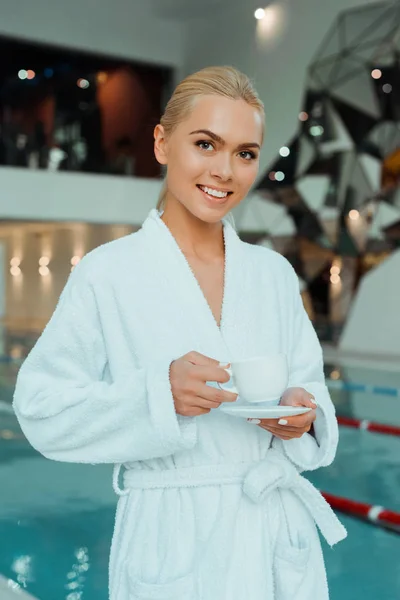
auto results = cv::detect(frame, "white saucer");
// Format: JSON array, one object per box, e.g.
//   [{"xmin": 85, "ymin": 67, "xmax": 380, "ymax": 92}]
[{"xmin": 219, "ymin": 400, "xmax": 312, "ymax": 420}]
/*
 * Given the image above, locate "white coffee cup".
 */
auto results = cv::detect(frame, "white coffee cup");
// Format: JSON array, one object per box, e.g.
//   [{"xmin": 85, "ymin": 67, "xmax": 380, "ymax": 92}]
[{"xmin": 217, "ymin": 353, "xmax": 288, "ymax": 405}]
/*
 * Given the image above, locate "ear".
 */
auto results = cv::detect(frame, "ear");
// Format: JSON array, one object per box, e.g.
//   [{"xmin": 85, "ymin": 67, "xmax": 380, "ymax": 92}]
[{"xmin": 154, "ymin": 124, "xmax": 168, "ymax": 165}]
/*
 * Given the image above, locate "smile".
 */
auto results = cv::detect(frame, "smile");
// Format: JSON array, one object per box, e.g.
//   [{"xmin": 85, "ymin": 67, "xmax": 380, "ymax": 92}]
[{"xmin": 197, "ymin": 185, "xmax": 233, "ymax": 199}]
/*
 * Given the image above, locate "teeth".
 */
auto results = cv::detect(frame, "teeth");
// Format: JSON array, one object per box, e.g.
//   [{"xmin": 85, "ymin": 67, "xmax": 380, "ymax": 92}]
[{"xmin": 200, "ymin": 185, "xmax": 229, "ymax": 198}]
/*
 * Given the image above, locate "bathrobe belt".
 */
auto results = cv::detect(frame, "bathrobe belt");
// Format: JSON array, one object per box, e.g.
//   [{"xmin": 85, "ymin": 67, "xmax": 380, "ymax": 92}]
[{"xmin": 112, "ymin": 449, "xmax": 346, "ymax": 547}]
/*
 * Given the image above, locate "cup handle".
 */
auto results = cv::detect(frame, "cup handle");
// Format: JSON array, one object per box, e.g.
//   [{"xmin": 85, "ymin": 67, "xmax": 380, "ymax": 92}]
[{"xmin": 217, "ymin": 367, "xmax": 239, "ymax": 395}]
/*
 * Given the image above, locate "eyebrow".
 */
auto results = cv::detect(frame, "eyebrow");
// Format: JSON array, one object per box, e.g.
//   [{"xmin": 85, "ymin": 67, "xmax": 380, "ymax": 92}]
[{"xmin": 189, "ymin": 129, "xmax": 261, "ymax": 150}]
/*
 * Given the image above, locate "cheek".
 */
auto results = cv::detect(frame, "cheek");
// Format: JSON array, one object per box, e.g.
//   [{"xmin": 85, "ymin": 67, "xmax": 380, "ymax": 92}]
[
  {"xmin": 168, "ymin": 148, "xmax": 205, "ymax": 186},
  {"xmin": 167, "ymin": 157, "xmax": 209, "ymax": 211},
  {"xmin": 236, "ymin": 163, "xmax": 259, "ymax": 189}
]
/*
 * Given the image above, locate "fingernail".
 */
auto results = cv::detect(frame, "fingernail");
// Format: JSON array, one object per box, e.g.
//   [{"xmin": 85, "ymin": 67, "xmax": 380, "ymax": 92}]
[
  {"xmin": 311, "ymin": 398, "xmax": 317, "ymax": 405},
  {"xmin": 247, "ymin": 418, "xmax": 261, "ymax": 424},
  {"xmin": 278, "ymin": 419, "xmax": 288, "ymax": 425},
  {"xmin": 219, "ymin": 362, "xmax": 230, "ymax": 368}
]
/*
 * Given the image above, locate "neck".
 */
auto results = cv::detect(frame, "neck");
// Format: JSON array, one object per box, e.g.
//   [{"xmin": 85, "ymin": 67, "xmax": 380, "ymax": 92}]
[{"xmin": 160, "ymin": 197, "xmax": 225, "ymax": 260}]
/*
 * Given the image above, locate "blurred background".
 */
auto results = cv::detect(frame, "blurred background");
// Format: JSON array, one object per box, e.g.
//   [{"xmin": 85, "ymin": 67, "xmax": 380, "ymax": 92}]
[{"xmin": 0, "ymin": 0, "xmax": 399, "ymax": 599}]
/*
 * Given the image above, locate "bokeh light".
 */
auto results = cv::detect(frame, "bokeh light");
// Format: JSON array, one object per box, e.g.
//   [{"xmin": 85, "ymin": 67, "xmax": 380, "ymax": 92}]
[
  {"xmin": 279, "ymin": 146, "xmax": 290, "ymax": 157},
  {"xmin": 371, "ymin": 69, "xmax": 382, "ymax": 79},
  {"xmin": 77, "ymin": 78, "xmax": 90, "ymax": 89},
  {"xmin": 330, "ymin": 274, "xmax": 341, "ymax": 285},
  {"xmin": 349, "ymin": 210, "xmax": 360, "ymax": 220}
]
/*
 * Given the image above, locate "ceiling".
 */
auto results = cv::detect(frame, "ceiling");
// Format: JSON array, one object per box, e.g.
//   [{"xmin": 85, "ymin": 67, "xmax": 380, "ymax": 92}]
[{"xmin": 150, "ymin": 0, "xmax": 254, "ymax": 20}]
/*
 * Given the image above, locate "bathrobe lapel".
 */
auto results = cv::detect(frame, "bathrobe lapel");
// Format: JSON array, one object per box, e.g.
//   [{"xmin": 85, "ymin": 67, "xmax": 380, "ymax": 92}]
[{"xmin": 140, "ymin": 209, "xmax": 245, "ymax": 364}]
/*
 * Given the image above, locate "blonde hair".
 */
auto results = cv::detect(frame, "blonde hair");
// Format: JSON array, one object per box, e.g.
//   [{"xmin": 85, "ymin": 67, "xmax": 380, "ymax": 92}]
[{"xmin": 156, "ymin": 65, "xmax": 265, "ymax": 215}]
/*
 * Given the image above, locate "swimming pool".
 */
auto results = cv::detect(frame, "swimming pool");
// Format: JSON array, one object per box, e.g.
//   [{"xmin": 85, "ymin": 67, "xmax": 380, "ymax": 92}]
[{"xmin": 1, "ymin": 351, "xmax": 399, "ymax": 599}]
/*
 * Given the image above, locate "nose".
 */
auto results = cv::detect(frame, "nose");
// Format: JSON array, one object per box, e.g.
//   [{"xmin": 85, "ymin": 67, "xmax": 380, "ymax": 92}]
[{"xmin": 210, "ymin": 152, "xmax": 233, "ymax": 182}]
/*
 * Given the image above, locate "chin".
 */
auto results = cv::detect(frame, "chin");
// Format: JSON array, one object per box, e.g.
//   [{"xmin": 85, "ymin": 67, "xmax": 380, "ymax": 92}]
[
  {"xmin": 188, "ymin": 197, "xmax": 235, "ymax": 222},
  {"xmin": 191, "ymin": 205, "xmax": 230, "ymax": 224}
]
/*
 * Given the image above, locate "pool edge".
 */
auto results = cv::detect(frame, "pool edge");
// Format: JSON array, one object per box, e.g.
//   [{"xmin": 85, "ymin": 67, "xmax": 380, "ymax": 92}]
[{"xmin": 0, "ymin": 575, "xmax": 39, "ymax": 599}]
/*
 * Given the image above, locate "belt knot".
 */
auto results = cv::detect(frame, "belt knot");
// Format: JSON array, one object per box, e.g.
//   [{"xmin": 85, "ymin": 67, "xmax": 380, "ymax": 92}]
[{"xmin": 243, "ymin": 449, "xmax": 299, "ymax": 504}]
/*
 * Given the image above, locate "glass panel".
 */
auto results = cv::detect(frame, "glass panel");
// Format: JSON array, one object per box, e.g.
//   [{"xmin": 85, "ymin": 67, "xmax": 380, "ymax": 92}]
[
  {"xmin": 342, "ymin": 4, "xmax": 395, "ymax": 46},
  {"xmin": 0, "ymin": 35, "xmax": 171, "ymax": 178},
  {"xmin": 332, "ymin": 71, "xmax": 381, "ymax": 119}
]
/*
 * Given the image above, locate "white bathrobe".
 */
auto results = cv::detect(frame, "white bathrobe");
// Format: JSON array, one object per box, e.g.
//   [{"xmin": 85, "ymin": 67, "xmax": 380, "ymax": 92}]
[{"xmin": 13, "ymin": 208, "xmax": 347, "ymax": 600}]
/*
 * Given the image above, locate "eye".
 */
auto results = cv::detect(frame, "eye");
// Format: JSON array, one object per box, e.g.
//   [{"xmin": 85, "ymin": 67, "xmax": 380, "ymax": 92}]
[
  {"xmin": 239, "ymin": 150, "xmax": 257, "ymax": 160},
  {"xmin": 195, "ymin": 140, "xmax": 214, "ymax": 151}
]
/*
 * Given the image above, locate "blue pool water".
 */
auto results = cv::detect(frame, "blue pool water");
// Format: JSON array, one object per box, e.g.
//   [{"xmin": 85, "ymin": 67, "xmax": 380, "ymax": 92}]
[{"xmin": 1, "ymin": 352, "xmax": 400, "ymax": 599}]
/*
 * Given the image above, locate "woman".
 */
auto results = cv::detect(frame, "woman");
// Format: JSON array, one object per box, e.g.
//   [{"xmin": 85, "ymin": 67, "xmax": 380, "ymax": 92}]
[{"xmin": 13, "ymin": 66, "xmax": 346, "ymax": 599}]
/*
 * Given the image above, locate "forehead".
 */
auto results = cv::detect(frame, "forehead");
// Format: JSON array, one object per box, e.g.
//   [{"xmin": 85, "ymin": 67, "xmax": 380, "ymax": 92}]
[{"xmin": 178, "ymin": 94, "xmax": 264, "ymax": 144}]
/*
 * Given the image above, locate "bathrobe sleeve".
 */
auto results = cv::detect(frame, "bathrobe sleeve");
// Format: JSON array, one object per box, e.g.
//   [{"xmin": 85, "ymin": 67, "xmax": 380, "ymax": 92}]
[
  {"xmin": 275, "ymin": 262, "xmax": 339, "ymax": 472},
  {"xmin": 12, "ymin": 263, "xmax": 197, "ymax": 464}
]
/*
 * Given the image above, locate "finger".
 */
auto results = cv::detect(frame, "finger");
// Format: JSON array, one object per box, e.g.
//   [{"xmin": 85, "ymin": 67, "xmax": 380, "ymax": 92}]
[
  {"xmin": 260, "ymin": 427, "xmax": 293, "ymax": 441},
  {"xmin": 246, "ymin": 420, "xmax": 304, "ymax": 438},
  {"xmin": 274, "ymin": 410, "xmax": 316, "ymax": 428},
  {"xmin": 260, "ymin": 425, "xmax": 303, "ymax": 439},
  {"xmin": 253, "ymin": 416, "xmax": 313, "ymax": 429},
  {"xmin": 269, "ymin": 426, "xmax": 311, "ymax": 436},
  {"xmin": 302, "ymin": 395, "xmax": 318, "ymax": 409},
  {"xmin": 194, "ymin": 397, "xmax": 223, "ymax": 409},
  {"xmin": 177, "ymin": 400, "xmax": 211, "ymax": 416},
  {"xmin": 269, "ymin": 415, "xmax": 314, "ymax": 430},
  {"xmin": 190, "ymin": 364, "xmax": 232, "ymax": 385},
  {"xmin": 189, "ymin": 406, "xmax": 212, "ymax": 415},
  {"xmin": 195, "ymin": 383, "xmax": 238, "ymax": 405},
  {"xmin": 281, "ymin": 390, "xmax": 317, "ymax": 409},
  {"xmin": 297, "ymin": 393, "xmax": 317, "ymax": 409},
  {"xmin": 184, "ymin": 351, "xmax": 226, "ymax": 368},
  {"xmin": 258, "ymin": 422, "xmax": 311, "ymax": 433},
  {"xmin": 264, "ymin": 424, "xmax": 311, "ymax": 435}
]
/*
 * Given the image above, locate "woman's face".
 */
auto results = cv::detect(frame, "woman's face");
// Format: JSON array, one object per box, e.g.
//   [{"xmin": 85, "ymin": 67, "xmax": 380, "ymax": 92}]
[{"xmin": 154, "ymin": 94, "xmax": 264, "ymax": 223}]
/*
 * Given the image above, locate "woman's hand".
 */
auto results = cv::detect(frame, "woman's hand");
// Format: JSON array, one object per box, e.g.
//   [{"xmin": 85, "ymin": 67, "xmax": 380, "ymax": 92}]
[
  {"xmin": 247, "ymin": 387, "xmax": 317, "ymax": 441},
  {"xmin": 170, "ymin": 351, "xmax": 238, "ymax": 417}
]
